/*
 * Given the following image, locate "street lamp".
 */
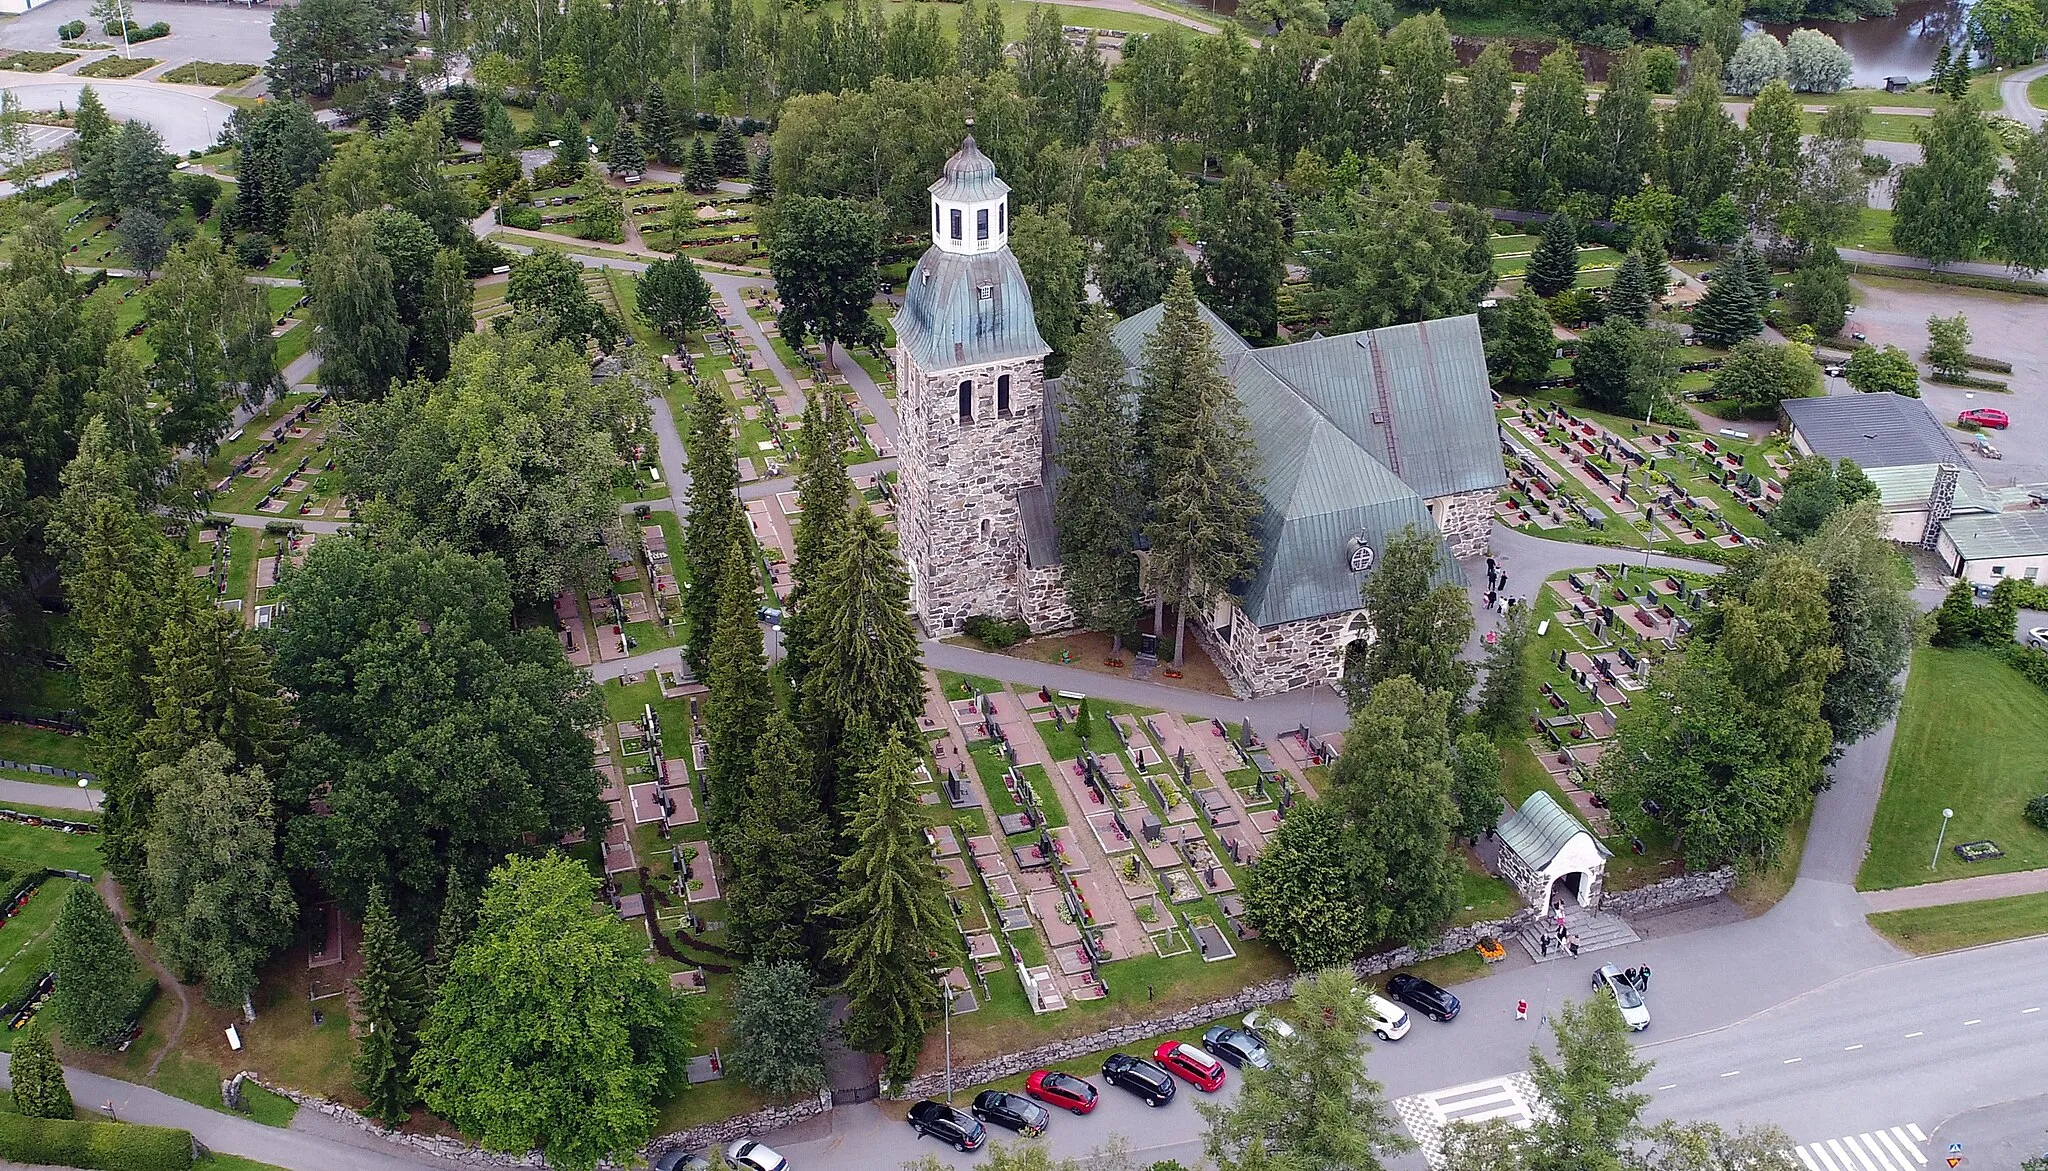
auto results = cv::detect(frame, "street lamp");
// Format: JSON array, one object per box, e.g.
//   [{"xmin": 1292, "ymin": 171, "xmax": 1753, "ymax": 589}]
[
  {"xmin": 941, "ymin": 983, "xmax": 956, "ymax": 1104},
  {"xmin": 77, "ymin": 777, "xmax": 97, "ymax": 814},
  {"xmin": 1930, "ymin": 807, "xmax": 1954, "ymax": 870}
]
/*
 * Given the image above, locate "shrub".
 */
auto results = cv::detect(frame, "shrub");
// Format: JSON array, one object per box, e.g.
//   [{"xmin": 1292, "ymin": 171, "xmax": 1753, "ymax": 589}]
[
  {"xmin": 961, "ymin": 615, "xmax": 1031, "ymax": 648},
  {"xmin": 103, "ymin": 18, "xmax": 170, "ymax": 41},
  {"xmin": 58, "ymin": 20, "xmax": 85, "ymax": 38},
  {"xmin": 0, "ymin": 51, "xmax": 80, "ymax": 72},
  {"xmin": 2025, "ymin": 793, "xmax": 2048, "ymax": 832},
  {"xmin": 160, "ymin": 61, "xmax": 258, "ymax": 86},
  {"xmin": 0, "ymin": 1113, "xmax": 194, "ymax": 1171},
  {"xmin": 233, "ymin": 232, "xmax": 274, "ymax": 269},
  {"xmin": 77, "ymin": 56, "xmax": 157, "ymax": 79}
]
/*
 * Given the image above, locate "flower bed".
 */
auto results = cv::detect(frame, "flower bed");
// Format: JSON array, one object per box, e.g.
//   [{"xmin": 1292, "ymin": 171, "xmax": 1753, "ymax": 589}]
[{"xmin": 77, "ymin": 56, "xmax": 158, "ymax": 78}]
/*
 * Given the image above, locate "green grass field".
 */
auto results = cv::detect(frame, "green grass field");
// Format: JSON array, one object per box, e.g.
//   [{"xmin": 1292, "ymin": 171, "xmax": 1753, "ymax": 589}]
[
  {"xmin": 1867, "ymin": 890, "xmax": 2048, "ymax": 955},
  {"xmin": 0, "ymin": 724, "xmax": 93, "ymax": 773},
  {"xmin": 2032, "ymin": 74, "xmax": 2048, "ymax": 113},
  {"xmin": 1842, "ymin": 206, "xmax": 1898, "ymax": 253},
  {"xmin": 1861, "ymin": 648, "xmax": 2048, "ymax": 890}
]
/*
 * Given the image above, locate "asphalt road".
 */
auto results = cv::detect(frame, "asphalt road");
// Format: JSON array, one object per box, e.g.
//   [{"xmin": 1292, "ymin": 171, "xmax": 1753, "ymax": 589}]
[{"xmin": 0, "ymin": 75, "xmax": 231, "ymax": 154}]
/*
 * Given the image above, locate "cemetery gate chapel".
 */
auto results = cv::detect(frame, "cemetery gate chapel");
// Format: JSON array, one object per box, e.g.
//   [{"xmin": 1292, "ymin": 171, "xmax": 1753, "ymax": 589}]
[{"xmin": 895, "ymin": 138, "xmax": 1506, "ymax": 697}]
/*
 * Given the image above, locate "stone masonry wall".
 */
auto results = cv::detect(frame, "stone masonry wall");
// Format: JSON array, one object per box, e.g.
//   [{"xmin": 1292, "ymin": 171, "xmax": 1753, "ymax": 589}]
[
  {"xmin": 642, "ymin": 1091, "xmax": 835, "ymax": 1164},
  {"xmin": 896, "ymin": 349, "xmax": 1047, "ymax": 635},
  {"xmin": 1434, "ymin": 487, "xmax": 1496, "ymax": 561},
  {"xmin": 1197, "ymin": 601, "xmax": 1355, "ymax": 698},
  {"xmin": 1021, "ymin": 558, "xmax": 1074, "ymax": 631},
  {"xmin": 1598, "ymin": 866, "xmax": 1736, "ymax": 915},
  {"xmin": 891, "ymin": 907, "xmax": 1538, "ymax": 1101}
]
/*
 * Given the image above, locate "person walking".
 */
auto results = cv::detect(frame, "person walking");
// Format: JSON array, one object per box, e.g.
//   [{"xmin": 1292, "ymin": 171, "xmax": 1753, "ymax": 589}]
[
  {"xmin": 1516, "ymin": 999, "xmax": 1528, "ymax": 1021},
  {"xmin": 1540, "ymin": 934, "xmax": 1552, "ymax": 956},
  {"xmin": 1637, "ymin": 963, "xmax": 1652, "ymax": 991},
  {"xmin": 1567, "ymin": 936, "xmax": 1581, "ymax": 958}
]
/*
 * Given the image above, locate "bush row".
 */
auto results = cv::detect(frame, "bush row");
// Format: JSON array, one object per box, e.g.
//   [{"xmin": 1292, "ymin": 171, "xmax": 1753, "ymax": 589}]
[
  {"xmin": 103, "ymin": 18, "xmax": 171, "ymax": 42},
  {"xmin": 961, "ymin": 614, "xmax": 1031, "ymax": 649},
  {"xmin": 0, "ymin": 1113, "xmax": 194, "ymax": 1171}
]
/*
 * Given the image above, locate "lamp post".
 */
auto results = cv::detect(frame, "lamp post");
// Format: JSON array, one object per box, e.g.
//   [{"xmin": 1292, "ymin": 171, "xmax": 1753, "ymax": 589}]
[
  {"xmin": 942, "ymin": 983, "xmax": 955, "ymax": 1104},
  {"xmin": 77, "ymin": 777, "xmax": 97, "ymax": 814},
  {"xmin": 1930, "ymin": 807, "xmax": 1954, "ymax": 870}
]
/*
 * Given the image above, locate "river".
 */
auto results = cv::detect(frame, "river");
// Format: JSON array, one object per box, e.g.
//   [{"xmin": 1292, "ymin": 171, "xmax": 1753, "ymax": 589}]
[{"xmin": 1759, "ymin": 0, "xmax": 1981, "ymax": 89}]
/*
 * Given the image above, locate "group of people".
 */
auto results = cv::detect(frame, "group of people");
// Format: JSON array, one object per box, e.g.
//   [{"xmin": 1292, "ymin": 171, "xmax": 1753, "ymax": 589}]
[{"xmin": 1483, "ymin": 557, "xmax": 1521, "ymax": 616}]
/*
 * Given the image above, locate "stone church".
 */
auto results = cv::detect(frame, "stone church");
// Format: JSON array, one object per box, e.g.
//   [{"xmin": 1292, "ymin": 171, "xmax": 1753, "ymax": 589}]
[{"xmin": 895, "ymin": 138, "xmax": 1505, "ymax": 697}]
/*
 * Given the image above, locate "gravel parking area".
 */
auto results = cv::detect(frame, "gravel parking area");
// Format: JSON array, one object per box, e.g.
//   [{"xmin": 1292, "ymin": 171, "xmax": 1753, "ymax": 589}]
[
  {"xmin": 0, "ymin": 0, "xmax": 276, "ymax": 68},
  {"xmin": 1846, "ymin": 274, "xmax": 2048, "ymax": 484}
]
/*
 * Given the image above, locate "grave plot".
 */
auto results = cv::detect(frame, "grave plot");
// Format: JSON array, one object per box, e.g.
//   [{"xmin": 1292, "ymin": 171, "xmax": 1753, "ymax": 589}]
[{"xmin": 206, "ymin": 394, "xmax": 348, "ymax": 518}]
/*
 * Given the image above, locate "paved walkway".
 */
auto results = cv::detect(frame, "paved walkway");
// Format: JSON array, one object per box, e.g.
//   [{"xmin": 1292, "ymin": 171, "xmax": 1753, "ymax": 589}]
[
  {"xmin": 1861, "ymin": 866, "xmax": 2048, "ymax": 913},
  {"xmin": 2001, "ymin": 62, "xmax": 2048, "ymax": 130},
  {"xmin": 0, "ymin": 777, "xmax": 94, "ymax": 810}
]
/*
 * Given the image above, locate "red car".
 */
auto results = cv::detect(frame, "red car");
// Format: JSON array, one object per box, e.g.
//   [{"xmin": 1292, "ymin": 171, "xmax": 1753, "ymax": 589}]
[
  {"xmin": 1153, "ymin": 1041, "xmax": 1227, "ymax": 1092},
  {"xmin": 1025, "ymin": 1069, "xmax": 1099, "ymax": 1115},
  {"xmin": 1958, "ymin": 408, "xmax": 2009, "ymax": 429}
]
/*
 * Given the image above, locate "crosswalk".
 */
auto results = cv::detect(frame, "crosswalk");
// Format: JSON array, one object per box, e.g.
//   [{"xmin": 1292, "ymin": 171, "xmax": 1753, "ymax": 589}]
[
  {"xmin": 1392, "ymin": 1073, "xmax": 1543, "ymax": 1166},
  {"xmin": 1792, "ymin": 1124, "xmax": 1930, "ymax": 1171}
]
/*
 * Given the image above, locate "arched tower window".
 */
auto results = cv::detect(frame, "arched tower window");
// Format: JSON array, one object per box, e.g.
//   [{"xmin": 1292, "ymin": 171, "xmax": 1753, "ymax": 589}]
[
  {"xmin": 958, "ymin": 379, "xmax": 974, "ymax": 422},
  {"xmin": 996, "ymin": 374, "xmax": 1011, "ymax": 415},
  {"xmin": 950, "ymin": 209, "xmax": 962, "ymax": 241},
  {"xmin": 976, "ymin": 208, "xmax": 989, "ymax": 241}
]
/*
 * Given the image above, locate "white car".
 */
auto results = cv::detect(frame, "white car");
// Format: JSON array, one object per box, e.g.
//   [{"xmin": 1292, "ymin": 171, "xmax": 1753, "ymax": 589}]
[
  {"xmin": 1241, "ymin": 1008, "xmax": 1295, "ymax": 1044},
  {"xmin": 1591, "ymin": 964, "xmax": 1650, "ymax": 1031},
  {"xmin": 2027, "ymin": 626, "xmax": 2048, "ymax": 650},
  {"xmin": 725, "ymin": 1138, "xmax": 789, "ymax": 1171},
  {"xmin": 1361, "ymin": 993, "xmax": 1411, "ymax": 1042}
]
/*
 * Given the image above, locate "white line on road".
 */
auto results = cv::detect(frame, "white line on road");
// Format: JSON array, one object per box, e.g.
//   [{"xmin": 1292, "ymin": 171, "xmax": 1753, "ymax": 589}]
[
  {"xmin": 1657, "ymin": 1083, "xmax": 1677, "ymax": 1090},
  {"xmin": 1963, "ymin": 1018, "xmax": 1981, "ymax": 1025},
  {"xmin": 1908, "ymin": 1123, "xmax": 1927, "ymax": 1141},
  {"xmin": 1904, "ymin": 1030, "xmax": 1923, "ymax": 1037},
  {"xmin": 2023, "ymin": 1007, "xmax": 2039, "ymax": 1013},
  {"xmin": 1889, "ymin": 1127, "xmax": 1926, "ymax": 1164},
  {"xmin": 1720, "ymin": 1070, "xmax": 1740, "ymax": 1077},
  {"xmin": 1844, "ymin": 1043, "xmax": 1864, "ymax": 1050},
  {"xmin": 1874, "ymin": 1128, "xmax": 1915, "ymax": 1167},
  {"xmin": 1783, "ymin": 1057, "xmax": 1802, "ymax": 1064}
]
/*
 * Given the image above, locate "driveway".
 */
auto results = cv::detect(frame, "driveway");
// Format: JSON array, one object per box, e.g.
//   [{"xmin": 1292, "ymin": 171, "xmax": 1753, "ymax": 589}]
[
  {"xmin": 0, "ymin": 0, "xmax": 277, "ymax": 67},
  {"xmin": 0, "ymin": 74, "xmax": 231, "ymax": 153},
  {"xmin": 2001, "ymin": 63, "xmax": 2048, "ymax": 130}
]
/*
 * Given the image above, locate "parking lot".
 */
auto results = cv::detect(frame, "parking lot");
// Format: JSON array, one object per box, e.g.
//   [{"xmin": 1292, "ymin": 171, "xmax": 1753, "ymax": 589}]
[
  {"xmin": 1841, "ymin": 274, "xmax": 2048, "ymax": 485},
  {"xmin": 0, "ymin": 0, "xmax": 277, "ymax": 68}
]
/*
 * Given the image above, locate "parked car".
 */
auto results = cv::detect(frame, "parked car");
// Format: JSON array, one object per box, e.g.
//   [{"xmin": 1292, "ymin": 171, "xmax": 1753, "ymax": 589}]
[
  {"xmin": 1958, "ymin": 408, "xmax": 2010, "ymax": 429},
  {"xmin": 1241, "ymin": 1008, "xmax": 1295, "ymax": 1045},
  {"xmin": 2027, "ymin": 626, "xmax": 2048, "ymax": 650},
  {"xmin": 1101, "ymin": 1053, "xmax": 1178, "ymax": 1106},
  {"xmin": 1025, "ymin": 1069, "xmax": 1099, "ymax": 1115},
  {"xmin": 1387, "ymin": 973, "xmax": 1461, "ymax": 1022},
  {"xmin": 1154, "ymin": 1040, "xmax": 1227, "ymax": 1091},
  {"xmin": 970, "ymin": 1090, "xmax": 1049, "ymax": 1137},
  {"xmin": 1361, "ymin": 992, "xmax": 1412, "ymax": 1041},
  {"xmin": 724, "ymin": 1139, "xmax": 789, "ymax": 1171},
  {"xmin": 907, "ymin": 1100, "xmax": 987, "ymax": 1151},
  {"xmin": 654, "ymin": 1152, "xmax": 711, "ymax": 1171},
  {"xmin": 1591, "ymin": 964, "xmax": 1651, "ymax": 1031},
  {"xmin": 1201, "ymin": 1025, "xmax": 1272, "ymax": 1071}
]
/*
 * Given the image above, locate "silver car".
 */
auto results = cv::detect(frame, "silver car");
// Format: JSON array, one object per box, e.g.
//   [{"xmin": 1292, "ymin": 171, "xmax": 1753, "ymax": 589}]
[{"xmin": 1591, "ymin": 964, "xmax": 1650, "ymax": 1031}]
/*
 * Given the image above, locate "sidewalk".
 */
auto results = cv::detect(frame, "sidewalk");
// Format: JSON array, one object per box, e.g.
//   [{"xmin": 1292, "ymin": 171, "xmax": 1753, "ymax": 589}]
[{"xmin": 1860, "ymin": 867, "xmax": 2048, "ymax": 913}]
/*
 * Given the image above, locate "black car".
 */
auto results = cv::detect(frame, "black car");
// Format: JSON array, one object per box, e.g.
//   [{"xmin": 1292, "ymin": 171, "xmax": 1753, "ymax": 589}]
[
  {"xmin": 1387, "ymin": 973, "xmax": 1461, "ymax": 1021},
  {"xmin": 971, "ymin": 1089, "xmax": 1049, "ymax": 1137},
  {"xmin": 1101, "ymin": 1053, "xmax": 1177, "ymax": 1106},
  {"xmin": 907, "ymin": 1100, "xmax": 987, "ymax": 1151},
  {"xmin": 1201, "ymin": 1025, "xmax": 1272, "ymax": 1071}
]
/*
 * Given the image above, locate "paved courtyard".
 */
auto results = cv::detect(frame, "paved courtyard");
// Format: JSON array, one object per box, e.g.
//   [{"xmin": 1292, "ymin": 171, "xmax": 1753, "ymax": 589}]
[{"xmin": 0, "ymin": 0, "xmax": 277, "ymax": 66}]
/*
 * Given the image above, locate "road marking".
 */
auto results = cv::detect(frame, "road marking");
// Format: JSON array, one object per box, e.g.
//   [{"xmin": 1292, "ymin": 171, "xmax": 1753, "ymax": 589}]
[
  {"xmin": 1720, "ymin": 1070, "xmax": 1740, "ymax": 1077},
  {"xmin": 1874, "ymin": 1128, "xmax": 1916, "ymax": 1167},
  {"xmin": 1791, "ymin": 1123, "xmax": 1931, "ymax": 1171},
  {"xmin": 1963, "ymin": 1018, "xmax": 1981, "ymax": 1025},
  {"xmin": 1844, "ymin": 1043, "xmax": 1865, "ymax": 1050},
  {"xmin": 1890, "ymin": 1127, "xmax": 1927, "ymax": 1164},
  {"xmin": 1908, "ymin": 1124, "xmax": 1927, "ymax": 1142},
  {"xmin": 1904, "ymin": 1030, "xmax": 1923, "ymax": 1038},
  {"xmin": 1656, "ymin": 1083, "xmax": 1677, "ymax": 1090},
  {"xmin": 1392, "ymin": 1072, "xmax": 1543, "ymax": 1168},
  {"xmin": 2023, "ymin": 1007, "xmax": 2040, "ymax": 1014},
  {"xmin": 1784, "ymin": 1057, "xmax": 1803, "ymax": 1064}
]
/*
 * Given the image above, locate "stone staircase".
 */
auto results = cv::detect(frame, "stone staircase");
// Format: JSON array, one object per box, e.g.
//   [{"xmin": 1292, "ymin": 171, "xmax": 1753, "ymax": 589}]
[{"xmin": 1515, "ymin": 904, "xmax": 1641, "ymax": 963}]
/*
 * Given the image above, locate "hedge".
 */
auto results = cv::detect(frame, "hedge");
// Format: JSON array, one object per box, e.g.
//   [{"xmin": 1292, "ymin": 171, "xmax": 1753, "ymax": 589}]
[
  {"xmin": 0, "ymin": 1113, "xmax": 194, "ymax": 1171},
  {"xmin": 1844, "ymin": 262, "xmax": 2048, "ymax": 298}
]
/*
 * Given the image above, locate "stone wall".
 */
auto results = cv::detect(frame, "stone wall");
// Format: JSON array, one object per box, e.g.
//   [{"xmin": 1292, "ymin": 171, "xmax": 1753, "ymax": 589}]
[
  {"xmin": 222, "ymin": 1073, "xmax": 551, "ymax": 1168},
  {"xmin": 896, "ymin": 348, "xmax": 1048, "ymax": 636},
  {"xmin": 890, "ymin": 906, "xmax": 1537, "ymax": 1101},
  {"xmin": 1196, "ymin": 601, "xmax": 1354, "ymax": 698},
  {"xmin": 1021, "ymin": 558, "xmax": 1074, "ymax": 631},
  {"xmin": 643, "ymin": 1091, "xmax": 835, "ymax": 1164},
  {"xmin": 1598, "ymin": 866, "xmax": 1736, "ymax": 915},
  {"xmin": 1433, "ymin": 487, "xmax": 1496, "ymax": 561}
]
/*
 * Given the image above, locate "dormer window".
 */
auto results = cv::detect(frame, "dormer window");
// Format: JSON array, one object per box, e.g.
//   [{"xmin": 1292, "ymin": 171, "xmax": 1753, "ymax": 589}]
[{"xmin": 977, "ymin": 284, "xmax": 993, "ymax": 301}]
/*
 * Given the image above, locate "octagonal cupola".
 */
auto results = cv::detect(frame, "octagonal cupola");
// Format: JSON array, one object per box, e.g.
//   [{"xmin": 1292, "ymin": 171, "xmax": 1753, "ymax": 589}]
[{"xmin": 929, "ymin": 135, "xmax": 1009, "ymax": 256}]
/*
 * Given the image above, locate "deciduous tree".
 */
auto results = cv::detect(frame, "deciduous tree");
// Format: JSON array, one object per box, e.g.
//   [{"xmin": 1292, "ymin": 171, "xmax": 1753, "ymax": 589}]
[
  {"xmin": 1241, "ymin": 799, "xmax": 1373, "ymax": 969},
  {"xmin": 1709, "ymin": 339, "xmax": 1821, "ymax": 413},
  {"xmin": 1924, "ymin": 312, "xmax": 1972, "ymax": 378},
  {"xmin": 1996, "ymin": 127, "xmax": 2048, "ymax": 276},
  {"xmin": 635, "ymin": 255, "xmax": 712, "ymax": 345},
  {"xmin": 1333, "ymin": 676, "xmax": 1460, "ymax": 944},
  {"xmin": 1009, "ymin": 207, "xmax": 1090, "ymax": 359},
  {"xmin": 1350, "ymin": 525, "xmax": 1473, "ymax": 705},
  {"xmin": 1893, "ymin": 101, "xmax": 2000, "ymax": 267},
  {"xmin": 1477, "ymin": 603, "xmax": 1532, "ymax": 733},
  {"xmin": 1480, "ymin": 291, "xmax": 1558, "ymax": 386},
  {"xmin": 506, "ymin": 246, "xmax": 617, "ymax": 351},
  {"xmin": 769, "ymin": 195, "xmax": 884, "ymax": 357}
]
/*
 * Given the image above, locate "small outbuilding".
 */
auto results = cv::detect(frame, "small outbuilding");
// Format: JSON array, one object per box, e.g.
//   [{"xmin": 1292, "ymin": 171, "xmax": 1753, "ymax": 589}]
[{"xmin": 1495, "ymin": 791, "xmax": 1611, "ymax": 912}]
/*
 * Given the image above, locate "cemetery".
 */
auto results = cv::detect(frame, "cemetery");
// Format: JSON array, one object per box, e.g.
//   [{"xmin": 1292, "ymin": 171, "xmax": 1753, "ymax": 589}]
[{"xmin": 1495, "ymin": 395, "xmax": 1785, "ymax": 557}]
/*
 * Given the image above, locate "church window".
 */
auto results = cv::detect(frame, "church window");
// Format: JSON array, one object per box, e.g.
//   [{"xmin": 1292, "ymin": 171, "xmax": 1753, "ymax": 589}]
[
  {"xmin": 958, "ymin": 379, "xmax": 973, "ymax": 421},
  {"xmin": 950, "ymin": 208, "xmax": 961, "ymax": 240},
  {"xmin": 999, "ymin": 200, "xmax": 1006, "ymax": 232},
  {"xmin": 996, "ymin": 374, "xmax": 1011, "ymax": 415},
  {"xmin": 980, "ymin": 518, "xmax": 993, "ymax": 540},
  {"xmin": 977, "ymin": 208, "xmax": 989, "ymax": 241},
  {"xmin": 933, "ymin": 205, "xmax": 940, "ymax": 235}
]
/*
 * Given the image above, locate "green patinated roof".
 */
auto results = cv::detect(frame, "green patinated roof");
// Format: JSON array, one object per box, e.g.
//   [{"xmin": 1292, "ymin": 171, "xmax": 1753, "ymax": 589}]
[
  {"xmin": 1862, "ymin": 463, "xmax": 1998, "ymax": 515},
  {"xmin": 895, "ymin": 245, "xmax": 1048, "ymax": 375},
  {"xmin": 1103, "ymin": 303, "xmax": 1500, "ymax": 627},
  {"xmin": 1497, "ymin": 790, "xmax": 1609, "ymax": 871},
  {"xmin": 1941, "ymin": 509, "xmax": 2048, "ymax": 561}
]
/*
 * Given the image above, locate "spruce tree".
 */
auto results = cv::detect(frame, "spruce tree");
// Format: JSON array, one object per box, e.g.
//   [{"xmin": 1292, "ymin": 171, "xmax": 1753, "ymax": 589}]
[
  {"xmin": 1055, "ymin": 309, "xmax": 1144, "ymax": 651},
  {"xmin": 748, "ymin": 145, "xmax": 774, "ymax": 204},
  {"xmin": 685, "ymin": 137, "xmax": 717, "ymax": 193},
  {"xmin": 724, "ymin": 713, "xmax": 831, "ymax": 965},
  {"xmin": 449, "ymin": 86, "xmax": 485, "ymax": 142},
  {"xmin": 1605, "ymin": 250, "xmax": 1654, "ymax": 325},
  {"xmin": 1525, "ymin": 212, "xmax": 1580, "ymax": 297},
  {"xmin": 138, "ymin": 584, "xmax": 288, "ymax": 774},
  {"xmin": 826, "ymin": 734, "xmax": 960, "ymax": 1086},
  {"xmin": 10, "ymin": 1019, "xmax": 74, "ymax": 1119},
  {"xmin": 49, "ymin": 881, "xmax": 143, "ymax": 1048},
  {"xmin": 781, "ymin": 392, "xmax": 854, "ymax": 695},
  {"xmin": 799, "ymin": 506, "xmax": 926, "ymax": 816},
  {"xmin": 642, "ymin": 86, "xmax": 677, "ymax": 163},
  {"xmin": 703, "ymin": 533, "xmax": 770, "ymax": 838},
  {"xmin": 1693, "ymin": 240, "xmax": 1767, "ymax": 346},
  {"xmin": 353, "ymin": 885, "xmax": 429, "ymax": 1126},
  {"xmin": 426, "ymin": 865, "xmax": 473, "ymax": 993},
  {"xmin": 713, "ymin": 120, "xmax": 747, "ymax": 177},
  {"xmin": 393, "ymin": 78, "xmax": 427, "ymax": 124},
  {"xmin": 1196, "ymin": 159, "xmax": 1284, "ymax": 339},
  {"xmin": 1140, "ymin": 270, "xmax": 1264, "ymax": 669},
  {"xmin": 682, "ymin": 388, "xmax": 742, "ymax": 679},
  {"xmin": 607, "ymin": 120, "xmax": 645, "ymax": 176}
]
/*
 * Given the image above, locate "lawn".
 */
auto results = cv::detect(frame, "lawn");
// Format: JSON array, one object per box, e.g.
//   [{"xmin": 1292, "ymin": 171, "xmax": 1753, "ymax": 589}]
[
  {"xmin": 0, "ymin": 878, "xmax": 81, "ymax": 1049},
  {"xmin": 2032, "ymin": 73, "xmax": 2048, "ymax": 114},
  {"xmin": 1860, "ymin": 648, "xmax": 2048, "ymax": 890},
  {"xmin": 1841, "ymin": 206, "xmax": 1897, "ymax": 253},
  {"xmin": 0, "ymin": 821, "xmax": 102, "ymax": 875},
  {"xmin": 1866, "ymin": 890, "xmax": 2048, "ymax": 955},
  {"xmin": 0, "ymin": 724, "xmax": 93, "ymax": 773}
]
